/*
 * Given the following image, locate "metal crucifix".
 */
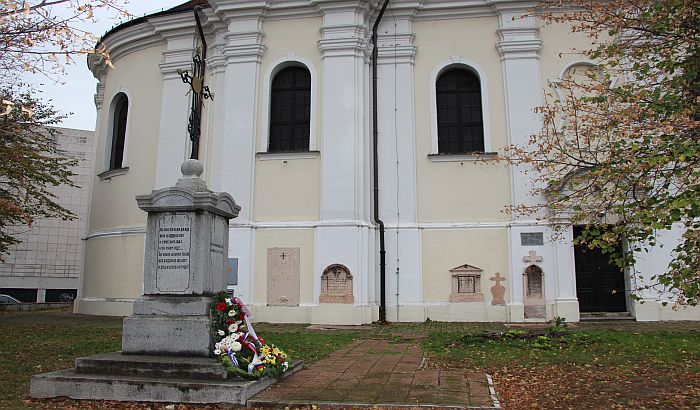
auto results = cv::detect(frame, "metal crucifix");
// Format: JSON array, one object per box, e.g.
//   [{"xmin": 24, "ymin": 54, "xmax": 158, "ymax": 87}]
[{"xmin": 177, "ymin": 6, "xmax": 213, "ymax": 160}]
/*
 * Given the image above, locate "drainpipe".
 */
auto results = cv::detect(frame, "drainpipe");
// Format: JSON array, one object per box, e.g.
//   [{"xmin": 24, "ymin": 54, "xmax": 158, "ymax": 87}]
[{"xmin": 372, "ymin": 0, "xmax": 390, "ymax": 323}]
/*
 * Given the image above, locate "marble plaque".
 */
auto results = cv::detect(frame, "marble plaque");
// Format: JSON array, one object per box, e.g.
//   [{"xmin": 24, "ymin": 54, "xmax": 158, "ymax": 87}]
[
  {"xmin": 320, "ymin": 264, "xmax": 354, "ymax": 304},
  {"xmin": 267, "ymin": 247, "xmax": 300, "ymax": 306},
  {"xmin": 156, "ymin": 213, "xmax": 192, "ymax": 293}
]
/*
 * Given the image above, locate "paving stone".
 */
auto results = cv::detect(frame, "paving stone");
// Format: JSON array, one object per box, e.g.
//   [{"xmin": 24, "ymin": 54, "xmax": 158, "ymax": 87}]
[{"xmin": 251, "ymin": 338, "xmax": 496, "ymax": 409}]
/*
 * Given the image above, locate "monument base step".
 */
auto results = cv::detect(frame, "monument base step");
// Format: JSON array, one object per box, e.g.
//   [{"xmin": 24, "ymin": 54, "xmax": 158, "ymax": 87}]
[
  {"xmin": 75, "ymin": 352, "xmax": 228, "ymax": 380},
  {"xmin": 30, "ymin": 358, "xmax": 303, "ymax": 405}
]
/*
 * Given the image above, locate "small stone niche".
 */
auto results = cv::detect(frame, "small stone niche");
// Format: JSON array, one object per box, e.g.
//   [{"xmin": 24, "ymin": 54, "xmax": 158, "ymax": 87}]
[
  {"xmin": 320, "ymin": 264, "xmax": 354, "ymax": 304},
  {"xmin": 449, "ymin": 264, "xmax": 485, "ymax": 303},
  {"xmin": 523, "ymin": 264, "xmax": 546, "ymax": 319}
]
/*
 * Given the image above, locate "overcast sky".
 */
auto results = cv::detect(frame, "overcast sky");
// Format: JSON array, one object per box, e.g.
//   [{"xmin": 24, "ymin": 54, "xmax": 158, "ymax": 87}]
[{"xmin": 32, "ymin": 1, "xmax": 182, "ymax": 131}]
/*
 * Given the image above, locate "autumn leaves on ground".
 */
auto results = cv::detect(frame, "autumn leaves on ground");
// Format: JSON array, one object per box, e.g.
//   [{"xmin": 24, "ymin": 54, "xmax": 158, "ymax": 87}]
[{"xmin": 2, "ymin": 310, "xmax": 699, "ymax": 409}]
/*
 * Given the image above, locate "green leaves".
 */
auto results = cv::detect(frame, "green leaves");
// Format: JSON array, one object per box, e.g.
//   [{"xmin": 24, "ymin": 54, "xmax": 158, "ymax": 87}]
[
  {"xmin": 518, "ymin": 0, "xmax": 700, "ymax": 306},
  {"xmin": 0, "ymin": 87, "xmax": 76, "ymax": 260}
]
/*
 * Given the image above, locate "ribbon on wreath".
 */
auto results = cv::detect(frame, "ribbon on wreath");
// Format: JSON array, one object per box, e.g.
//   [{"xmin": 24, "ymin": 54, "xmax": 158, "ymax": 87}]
[{"xmin": 230, "ymin": 296, "xmax": 265, "ymax": 374}]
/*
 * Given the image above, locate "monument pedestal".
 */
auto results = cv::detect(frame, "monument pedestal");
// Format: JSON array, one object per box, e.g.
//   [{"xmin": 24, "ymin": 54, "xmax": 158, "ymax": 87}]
[{"xmin": 30, "ymin": 160, "xmax": 301, "ymax": 405}]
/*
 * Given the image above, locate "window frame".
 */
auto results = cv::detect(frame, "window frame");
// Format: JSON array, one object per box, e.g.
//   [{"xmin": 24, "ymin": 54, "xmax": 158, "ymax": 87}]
[
  {"xmin": 429, "ymin": 58, "xmax": 492, "ymax": 158},
  {"xmin": 259, "ymin": 55, "xmax": 317, "ymax": 155},
  {"xmin": 103, "ymin": 90, "xmax": 131, "ymax": 174}
]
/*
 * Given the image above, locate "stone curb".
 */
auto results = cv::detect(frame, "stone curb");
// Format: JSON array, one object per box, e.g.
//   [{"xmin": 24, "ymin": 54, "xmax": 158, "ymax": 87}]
[{"xmin": 246, "ymin": 399, "xmax": 500, "ymax": 410}]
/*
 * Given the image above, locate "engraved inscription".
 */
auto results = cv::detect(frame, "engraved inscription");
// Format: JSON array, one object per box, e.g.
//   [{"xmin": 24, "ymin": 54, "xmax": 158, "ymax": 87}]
[
  {"xmin": 458, "ymin": 276, "xmax": 476, "ymax": 293},
  {"xmin": 156, "ymin": 214, "xmax": 192, "ymax": 293},
  {"xmin": 320, "ymin": 264, "xmax": 354, "ymax": 304}
]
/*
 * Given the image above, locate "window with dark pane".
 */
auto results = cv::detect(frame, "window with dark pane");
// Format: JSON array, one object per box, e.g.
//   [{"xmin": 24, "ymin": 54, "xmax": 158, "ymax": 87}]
[
  {"xmin": 436, "ymin": 68, "xmax": 484, "ymax": 154},
  {"xmin": 269, "ymin": 66, "xmax": 311, "ymax": 152},
  {"xmin": 109, "ymin": 93, "xmax": 128, "ymax": 170}
]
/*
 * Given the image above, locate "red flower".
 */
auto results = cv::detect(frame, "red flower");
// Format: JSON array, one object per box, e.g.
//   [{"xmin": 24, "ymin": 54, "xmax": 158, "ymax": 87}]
[
  {"xmin": 226, "ymin": 320, "xmax": 234, "ymax": 325},
  {"xmin": 215, "ymin": 302, "xmax": 227, "ymax": 311},
  {"xmin": 238, "ymin": 312, "xmax": 245, "ymax": 320},
  {"xmin": 258, "ymin": 337, "xmax": 266, "ymax": 344}
]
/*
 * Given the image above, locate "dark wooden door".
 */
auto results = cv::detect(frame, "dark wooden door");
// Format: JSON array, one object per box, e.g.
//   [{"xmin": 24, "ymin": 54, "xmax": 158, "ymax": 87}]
[{"xmin": 573, "ymin": 226, "xmax": 627, "ymax": 312}]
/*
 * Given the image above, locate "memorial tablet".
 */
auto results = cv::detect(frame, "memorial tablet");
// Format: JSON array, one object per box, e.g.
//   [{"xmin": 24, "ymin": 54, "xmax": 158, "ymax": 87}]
[{"xmin": 156, "ymin": 213, "xmax": 192, "ymax": 293}]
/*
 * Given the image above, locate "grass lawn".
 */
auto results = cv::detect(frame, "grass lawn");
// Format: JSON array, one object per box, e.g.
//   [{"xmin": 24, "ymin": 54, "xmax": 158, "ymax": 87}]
[
  {"xmin": 2, "ymin": 309, "xmax": 699, "ymax": 409},
  {"xmin": 0, "ymin": 310, "xmax": 362, "ymax": 410},
  {"xmin": 422, "ymin": 324, "xmax": 700, "ymax": 409}
]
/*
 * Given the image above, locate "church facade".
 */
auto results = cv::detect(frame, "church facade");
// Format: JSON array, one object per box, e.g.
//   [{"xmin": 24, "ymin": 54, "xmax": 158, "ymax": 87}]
[{"xmin": 77, "ymin": 0, "xmax": 699, "ymax": 323}]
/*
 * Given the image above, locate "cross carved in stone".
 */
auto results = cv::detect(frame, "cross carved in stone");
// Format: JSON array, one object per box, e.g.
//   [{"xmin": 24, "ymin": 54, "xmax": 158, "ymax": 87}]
[
  {"xmin": 523, "ymin": 250, "xmax": 543, "ymax": 264},
  {"xmin": 280, "ymin": 252, "xmax": 287, "ymax": 260},
  {"xmin": 490, "ymin": 272, "xmax": 506, "ymax": 284}
]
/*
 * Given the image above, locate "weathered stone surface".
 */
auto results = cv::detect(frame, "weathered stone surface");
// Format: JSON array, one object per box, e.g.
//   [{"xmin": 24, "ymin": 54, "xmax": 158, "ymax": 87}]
[
  {"xmin": 32, "ymin": 369, "xmax": 252, "ymax": 405},
  {"xmin": 320, "ymin": 264, "xmax": 354, "ymax": 304},
  {"xmin": 122, "ymin": 315, "xmax": 212, "ymax": 357},
  {"xmin": 75, "ymin": 352, "xmax": 227, "ymax": 380},
  {"xmin": 267, "ymin": 247, "xmax": 300, "ymax": 306},
  {"xmin": 132, "ymin": 296, "xmax": 212, "ymax": 316},
  {"xmin": 30, "ymin": 361, "xmax": 304, "ymax": 405}
]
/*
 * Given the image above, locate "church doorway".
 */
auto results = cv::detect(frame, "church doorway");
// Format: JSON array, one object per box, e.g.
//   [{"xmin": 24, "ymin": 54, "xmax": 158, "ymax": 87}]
[{"xmin": 573, "ymin": 226, "xmax": 627, "ymax": 312}]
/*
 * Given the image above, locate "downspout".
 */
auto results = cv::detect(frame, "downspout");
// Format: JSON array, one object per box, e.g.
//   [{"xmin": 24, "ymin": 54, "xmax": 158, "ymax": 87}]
[{"xmin": 372, "ymin": 0, "xmax": 390, "ymax": 323}]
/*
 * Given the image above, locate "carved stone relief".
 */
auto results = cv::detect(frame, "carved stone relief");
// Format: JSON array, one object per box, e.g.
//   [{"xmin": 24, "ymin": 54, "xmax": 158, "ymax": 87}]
[
  {"xmin": 449, "ymin": 264, "xmax": 485, "ymax": 303},
  {"xmin": 320, "ymin": 264, "xmax": 354, "ymax": 304}
]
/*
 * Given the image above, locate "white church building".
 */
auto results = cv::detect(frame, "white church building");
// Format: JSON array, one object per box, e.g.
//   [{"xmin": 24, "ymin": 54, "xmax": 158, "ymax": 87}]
[{"xmin": 76, "ymin": 0, "xmax": 699, "ymax": 323}]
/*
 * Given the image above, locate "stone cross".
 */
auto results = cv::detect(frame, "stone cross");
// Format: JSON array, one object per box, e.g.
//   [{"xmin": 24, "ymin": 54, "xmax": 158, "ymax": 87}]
[
  {"xmin": 490, "ymin": 272, "xmax": 506, "ymax": 305},
  {"xmin": 522, "ymin": 250, "xmax": 543, "ymax": 264}
]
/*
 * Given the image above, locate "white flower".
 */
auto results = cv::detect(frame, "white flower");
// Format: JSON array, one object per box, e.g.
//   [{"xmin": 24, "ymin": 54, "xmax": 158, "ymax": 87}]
[
  {"xmin": 282, "ymin": 362, "xmax": 289, "ymax": 371},
  {"xmin": 218, "ymin": 330, "xmax": 225, "ymax": 336},
  {"xmin": 231, "ymin": 341, "xmax": 242, "ymax": 352},
  {"xmin": 228, "ymin": 323, "xmax": 238, "ymax": 333},
  {"xmin": 228, "ymin": 310, "xmax": 236, "ymax": 317},
  {"xmin": 225, "ymin": 298, "xmax": 232, "ymax": 305},
  {"xmin": 214, "ymin": 348, "xmax": 221, "ymax": 355}
]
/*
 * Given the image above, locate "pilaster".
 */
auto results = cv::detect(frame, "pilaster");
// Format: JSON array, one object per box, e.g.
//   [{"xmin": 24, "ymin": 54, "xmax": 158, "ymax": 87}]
[
  {"xmin": 375, "ymin": 7, "xmax": 422, "ymax": 318},
  {"xmin": 495, "ymin": 5, "xmax": 544, "ymax": 321},
  {"xmin": 312, "ymin": 0, "xmax": 377, "ymax": 313},
  {"xmin": 207, "ymin": 1, "xmax": 269, "ymax": 302}
]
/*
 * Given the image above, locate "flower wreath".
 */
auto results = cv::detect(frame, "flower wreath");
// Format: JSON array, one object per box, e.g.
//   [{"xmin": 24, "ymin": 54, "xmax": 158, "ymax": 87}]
[{"xmin": 210, "ymin": 291, "xmax": 289, "ymax": 380}]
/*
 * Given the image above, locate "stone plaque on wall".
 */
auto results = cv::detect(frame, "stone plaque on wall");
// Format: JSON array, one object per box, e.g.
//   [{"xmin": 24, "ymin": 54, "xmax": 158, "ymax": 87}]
[
  {"xmin": 449, "ymin": 264, "xmax": 485, "ymax": 303},
  {"xmin": 155, "ymin": 213, "xmax": 192, "ymax": 293},
  {"xmin": 267, "ymin": 247, "xmax": 300, "ymax": 306},
  {"xmin": 320, "ymin": 264, "xmax": 354, "ymax": 303}
]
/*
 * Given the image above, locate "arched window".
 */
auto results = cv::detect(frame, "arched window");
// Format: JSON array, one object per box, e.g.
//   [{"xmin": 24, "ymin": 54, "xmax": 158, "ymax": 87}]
[
  {"xmin": 436, "ymin": 68, "xmax": 484, "ymax": 154},
  {"xmin": 109, "ymin": 93, "xmax": 129, "ymax": 170},
  {"xmin": 268, "ymin": 66, "xmax": 311, "ymax": 152}
]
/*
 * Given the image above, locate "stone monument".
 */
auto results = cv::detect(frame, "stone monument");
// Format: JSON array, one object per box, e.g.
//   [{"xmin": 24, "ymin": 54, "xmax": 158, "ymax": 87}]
[
  {"xmin": 30, "ymin": 161, "xmax": 299, "ymax": 405},
  {"xmin": 122, "ymin": 159, "xmax": 238, "ymax": 356}
]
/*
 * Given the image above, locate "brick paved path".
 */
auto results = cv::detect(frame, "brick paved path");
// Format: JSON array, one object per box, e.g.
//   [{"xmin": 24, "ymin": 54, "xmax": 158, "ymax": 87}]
[{"xmin": 250, "ymin": 337, "xmax": 495, "ymax": 409}]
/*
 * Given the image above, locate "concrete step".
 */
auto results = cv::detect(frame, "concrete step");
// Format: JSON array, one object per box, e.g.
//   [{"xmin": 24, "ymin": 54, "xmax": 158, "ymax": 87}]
[
  {"xmin": 75, "ymin": 352, "xmax": 227, "ymax": 380},
  {"xmin": 31, "ymin": 359, "xmax": 303, "ymax": 405},
  {"xmin": 580, "ymin": 312, "xmax": 634, "ymax": 321}
]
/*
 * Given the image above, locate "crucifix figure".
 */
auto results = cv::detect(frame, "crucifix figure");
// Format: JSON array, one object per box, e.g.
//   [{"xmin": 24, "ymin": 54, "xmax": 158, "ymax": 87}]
[{"xmin": 177, "ymin": 6, "xmax": 213, "ymax": 160}]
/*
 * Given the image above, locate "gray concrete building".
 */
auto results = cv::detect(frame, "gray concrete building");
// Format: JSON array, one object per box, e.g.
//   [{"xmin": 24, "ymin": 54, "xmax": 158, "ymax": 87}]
[{"xmin": 0, "ymin": 127, "xmax": 94, "ymax": 303}]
